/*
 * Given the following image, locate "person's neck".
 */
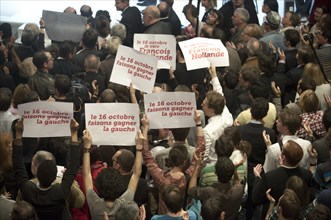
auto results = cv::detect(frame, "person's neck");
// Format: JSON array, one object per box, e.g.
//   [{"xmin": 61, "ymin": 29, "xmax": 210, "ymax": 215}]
[
  {"xmin": 177, "ymin": 56, "xmax": 185, "ymax": 63},
  {"xmin": 167, "ymin": 209, "xmax": 185, "ymax": 217}
]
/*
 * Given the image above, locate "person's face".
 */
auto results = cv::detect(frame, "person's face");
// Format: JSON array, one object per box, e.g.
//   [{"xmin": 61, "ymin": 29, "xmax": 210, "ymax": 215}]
[
  {"xmin": 282, "ymin": 12, "xmax": 291, "ymax": 27},
  {"xmin": 115, "ymin": 0, "xmax": 126, "ymax": 11},
  {"xmin": 232, "ymin": 11, "xmax": 242, "ymax": 27},
  {"xmin": 241, "ymin": 27, "xmax": 252, "ymax": 43},
  {"xmin": 276, "ymin": 118, "xmax": 285, "ymax": 133},
  {"xmin": 206, "ymin": 11, "xmax": 219, "ymax": 26},
  {"xmin": 112, "ymin": 151, "xmax": 121, "ymax": 170},
  {"xmin": 142, "ymin": 10, "xmax": 150, "ymax": 26},
  {"xmin": 233, "ymin": 0, "xmax": 244, "ymax": 8},
  {"xmin": 315, "ymin": 29, "xmax": 327, "ymax": 46},
  {"xmin": 158, "ymin": 128, "xmax": 169, "ymax": 139},
  {"xmin": 45, "ymin": 52, "xmax": 54, "ymax": 70},
  {"xmin": 201, "ymin": 98, "xmax": 213, "ymax": 117},
  {"xmin": 314, "ymin": 7, "xmax": 323, "ymax": 22},
  {"xmin": 202, "ymin": 0, "xmax": 212, "ymax": 8},
  {"xmin": 262, "ymin": 3, "xmax": 271, "ymax": 14}
]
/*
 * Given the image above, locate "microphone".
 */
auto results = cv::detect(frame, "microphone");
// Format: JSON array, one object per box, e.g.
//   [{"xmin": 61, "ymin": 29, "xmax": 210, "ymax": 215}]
[{"xmin": 303, "ymin": 33, "xmax": 314, "ymax": 41}]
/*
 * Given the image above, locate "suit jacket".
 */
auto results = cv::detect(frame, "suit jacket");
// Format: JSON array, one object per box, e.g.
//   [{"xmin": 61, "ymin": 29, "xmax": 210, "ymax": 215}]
[
  {"xmin": 284, "ymin": 48, "xmax": 298, "ymax": 72},
  {"xmin": 49, "ymin": 58, "xmax": 81, "ymax": 78},
  {"xmin": 121, "ymin": 6, "xmax": 143, "ymax": 47},
  {"xmin": 218, "ymin": 0, "xmax": 259, "ymax": 40},
  {"xmin": 168, "ymin": 8, "xmax": 182, "ymax": 36},
  {"xmin": 144, "ymin": 21, "xmax": 172, "ymax": 35}
]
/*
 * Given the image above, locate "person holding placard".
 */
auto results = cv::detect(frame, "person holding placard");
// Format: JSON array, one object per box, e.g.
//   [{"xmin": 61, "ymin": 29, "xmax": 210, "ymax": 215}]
[
  {"xmin": 12, "ymin": 118, "xmax": 81, "ymax": 220},
  {"xmin": 140, "ymin": 111, "xmax": 205, "ymax": 215},
  {"xmin": 201, "ymin": 66, "xmax": 233, "ymax": 166},
  {"xmin": 83, "ymin": 129, "xmax": 143, "ymax": 220}
]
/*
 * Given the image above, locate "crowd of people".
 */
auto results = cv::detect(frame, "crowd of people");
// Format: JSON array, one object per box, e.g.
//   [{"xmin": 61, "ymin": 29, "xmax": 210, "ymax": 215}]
[{"xmin": 1, "ymin": 0, "xmax": 331, "ymax": 219}]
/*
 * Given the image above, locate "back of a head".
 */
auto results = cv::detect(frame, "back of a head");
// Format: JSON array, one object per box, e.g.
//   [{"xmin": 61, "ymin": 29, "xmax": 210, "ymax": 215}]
[
  {"xmin": 289, "ymin": 12, "xmax": 301, "ymax": 27},
  {"xmin": 96, "ymin": 10, "xmax": 111, "ymax": 22},
  {"xmin": 246, "ymin": 24, "xmax": 263, "ymax": 40},
  {"xmin": 166, "ymin": 145, "xmax": 189, "ymax": 168},
  {"xmin": 171, "ymin": 127, "xmax": 190, "ymax": 142},
  {"xmin": 13, "ymin": 84, "xmax": 32, "ymax": 109},
  {"xmin": 64, "ymin": 6, "xmax": 77, "ymax": 14},
  {"xmin": 23, "ymin": 23, "xmax": 39, "ymax": 38},
  {"xmin": 162, "ymin": 185, "xmax": 184, "ymax": 213},
  {"xmin": 80, "ymin": 5, "xmax": 93, "ymax": 18},
  {"xmin": 115, "ymin": 201, "xmax": 140, "ymax": 220},
  {"xmin": 302, "ymin": 63, "xmax": 324, "ymax": 86},
  {"xmin": 240, "ymin": 66, "xmax": 260, "ymax": 85},
  {"xmin": 316, "ymin": 189, "xmax": 331, "ymax": 211},
  {"xmin": 82, "ymin": 29, "xmax": 98, "ymax": 48},
  {"xmin": 32, "ymin": 51, "xmax": 47, "ymax": 69},
  {"xmin": 158, "ymin": 2, "xmax": 170, "ymax": 18},
  {"xmin": 286, "ymin": 175, "xmax": 309, "ymax": 207},
  {"xmin": 282, "ymin": 140, "xmax": 303, "ymax": 167},
  {"xmin": 19, "ymin": 57, "xmax": 37, "ymax": 80},
  {"xmin": 0, "ymin": 87, "xmax": 12, "ymax": 111},
  {"xmin": 224, "ymin": 72, "xmax": 239, "ymax": 90},
  {"xmin": 247, "ymin": 38, "xmax": 261, "ymax": 57},
  {"xmin": 95, "ymin": 15, "xmax": 110, "ymax": 37},
  {"xmin": 215, "ymin": 156, "xmax": 235, "ymax": 183},
  {"xmin": 147, "ymin": 6, "xmax": 161, "ymax": 20},
  {"xmin": 111, "ymin": 24, "xmax": 126, "ymax": 42},
  {"xmin": 297, "ymin": 45, "xmax": 315, "ymax": 64},
  {"xmin": 108, "ymin": 82, "xmax": 130, "ymax": 103},
  {"xmin": 284, "ymin": 29, "xmax": 300, "ymax": 47},
  {"xmin": 99, "ymin": 89, "xmax": 117, "ymax": 103},
  {"xmin": 279, "ymin": 189, "xmax": 301, "ymax": 219},
  {"xmin": 55, "ymin": 74, "xmax": 71, "ymax": 96},
  {"xmin": 95, "ymin": 168, "xmax": 126, "ymax": 201},
  {"xmin": 298, "ymin": 90, "xmax": 320, "ymax": 113},
  {"xmin": 298, "ymin": 79, "xmax": 316, "ymax": 93},
  {"xmin": 0, "ymin": 23, "xmax": 12, "ymax": 40},
  {"xmin": 117, "ymin": 149, "xmax": 135, "ymax": 173},
  {"xmin": 215, "ymin": 134, "xmax": 234, "ymax": 158},
  {"xmin": 84, "ymin": 54, "xmax": 100, "ymax": 71},
  {"xmin": 21, "ymin": 29, "xmax": 36, "ymax": 46},
  {"xmin": 22, "ymin": 91, "xmax": 39, "ymax": 104},
  {"xmin": 279, "ymin": 109, "xmax": 302, "ymax": 135},
  {"xmin": 306, "ymin": 204, "xmax": 331, "ymax": 220},
  {"xmin": 11, "ymin": 201, "xmax": 38, "ymax": 220},
  {"xmin": 59, "ymin": 41, "xmax": 75, "ymax": 59},
  {"xmin": 37, "ymin": 160, "xmax": 57, "ymax": 188},
  {"xmin": 250, "ymin": 97, "xmax": 269, "ymax": 120},
  {"xmin": 263, "ymin": 0, "xmax": 279, "ymax": 13},
  {"xmin": 249, "ymin": 81, "xmax": 269, "ymax": 100},
  {"xmin": 107, "ymin": 36, "xmax": 122, "ymax": 55},
  {"xmin": 201, "ymin": 197, "xmax": 225, "ymax": 220},
  {"xmin": 258, "ymin": 50, "xmax": 277, "ymax": 75}
]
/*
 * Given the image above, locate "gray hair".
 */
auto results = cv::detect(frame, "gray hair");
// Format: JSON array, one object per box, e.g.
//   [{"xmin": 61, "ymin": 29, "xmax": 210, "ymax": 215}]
[
  {"xmin": 115, "ymin": 201, "xmax": 140, "ymax": 220},
  {"xmin": 235, "ymin": 8, "xmax": 250, "ymax": 23},
  {"xmin": 111, "ymin": 23, "xmax": 126, "ymax": 42},
  {"xmin": 107, "ymin": 36, "xmax": 122, "ymax": 55}
]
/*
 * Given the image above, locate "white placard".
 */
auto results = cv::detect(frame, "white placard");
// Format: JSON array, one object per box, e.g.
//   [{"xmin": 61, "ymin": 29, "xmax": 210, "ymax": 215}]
[
  {"xmin": 144, "ymin": 92, "xmax": 196, "ymax": 129},
  {"xmin": 134, "ymin": 34, "xmax": 176, "ymax": 70},
  {"xmin": 85, "ymin": 103, "xmax": 140, "ymax": 145},
  {"xmin": 178, "ymin": 37, "xmax": 229, "ymax": 71},
  {"xmin": 110, "ymin": 45, "xmax": 158, "ymax": 94},
  {"xmin": 18, "ymin": 101, "xmax": 73, "ymax": 137}
]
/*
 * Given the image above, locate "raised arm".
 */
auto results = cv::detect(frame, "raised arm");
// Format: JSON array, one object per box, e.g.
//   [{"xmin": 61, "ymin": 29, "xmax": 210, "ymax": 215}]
[
  {"xmin": 127, "ymin": 131, "xmax": 143, "ymax": 193},
  {"xmin": 83, "ymin": 129, "xmax": 93, "ymax": 191}
]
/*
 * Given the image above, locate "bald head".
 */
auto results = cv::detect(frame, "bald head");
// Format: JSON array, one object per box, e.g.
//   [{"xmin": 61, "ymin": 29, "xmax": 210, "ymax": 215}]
[
  {"xmin": 64, "ymin": 6, "xmax": 77, "ymax": 14},
  {"xmin": 99, "ymin": 89, "xmax": 117, "ymax": 103},
  {"xmin": 158, "ymin": 2, "xmax": 170, "ymax": 18},
  {"xmin": 31, "ymin": 151, "xmax": 55, "ymax": 176},
  {"xmin": 143, "ymin": 6, "xmax": 161, "ymax": 26},
  {"xmin": 84, "ymin": 54, "xmax": 100, "ymax": 72}
]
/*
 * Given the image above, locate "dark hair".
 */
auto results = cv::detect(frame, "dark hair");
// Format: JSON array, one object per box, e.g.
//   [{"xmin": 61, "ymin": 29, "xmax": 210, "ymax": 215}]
[
  {"xmin": 263, "ymin": 0, "xmax": 279, "ymax": 12},
  {"xmin": 278, "ymin": 110, "xmax": 302, "ymax": 135},
  {"xmin": 95, "ymin": 15, "xmax": 111, "ymax": 38},
  {"xmin": 162, "ymin": 185, "xmax": 184, "ymax": 213},
  {"xmin": 224, "ymin": 126, "xmax": 251, "ymax": 156},
  {"xmin": 22, "ymin": 91, "xmax": 39, "ymax": 103},
  {"xmin": 158, "ymin": 2, "xmax": 170, "ymax": 18},
  {"xmin": 80, "ymin": 5, "xmax": 93, "ymax": 17},
  {"xmin": 95, "ymin": 168, "xmax": 126, "ymax": 201},
  {"xmin": 82, "ymin": 29, "xmax": 98, "ymax": 48},
  {"xmin": 224, "ymin": 72, "xmax": 239, "ymax": 90},
  {"xmin": 21, "ymin": 29, "xmax": 36, "ymax": 46},
  {"xmin": 95, "ymin": 10, "xmax": 111, "ymax": 22},
  {"xmin": 117, "ymin": 149, "xmax": 135, "ymax": 173},
  {"xmin": 210, "ymin": 9, "xmax": 223, "ymax": 26},
  {"xmin": 250, "ymin": 97, "xmax": 269, "ymax": 120},
  {"xmin": 306, "ymin": 204, "xmax": 331, "ymax": 220},
  {"xmin": 215, "ymin": 156, "xmax": 235, "ymax": 183},
  {"xmin": 201, "ymin": 197, "xmax": 225, "ymax": 220},
  {"xmin": 174, "ymin": 85, "xmax": 191, "ymax": 92},
  {"xmin": 215, "ymin": 134, "xmax": 234, "ymax": 158},
  {"xmin": 240, "ymin": 67, "xmax": 260, "ymax": 85},
  {"xmin": 98, "ymin": 145, "xmax": 116, "ymax": 166},
  {"xmin": 165, "ymin": 145, "xmax": 189, "ymax": 168},
  {"xmin": 108, "ymin": 82, "xmax": 130, "ymax": 103},
  {"xmin": 284, "ymin": 29, "xmax": 300, "ymax": 47},
  {"xmin": 282, "ymin": 140, "xmax": 303, "ymax": 166},
  {"xmin": 299, "ymin": 78, "xmax": 317, "ymax": 92},
  {"xmin": 37, "ymin": 160, "xmax": 57, "ymax": 188},
  {"xmin": 99, "ymin": 89, "xmax": 117, "ymax": 103},
  {"xmin": 11, "ymin": 201, "xmax": 38, "ymax": 220},
  {"xmin": 258, "ymin": 51, "xmax": 277, "ymax": 75},
  {"xmin": 297, "ymin": 46, "xmax": 315, "ymax": 64},
  {"xmin": 289, "ymin": 12, "xmax": 301, "ymax": 27},
  {"xmin": 55, "ymin": 74, "xmax": 71, "ymax": 95},
  {"xmin": 171, "ymin": 127, "xmax": 190, "ymax": 142},
  {"xmin": 322, "ymin": 109, "xmax": 331, "ymax": 146},
  {"xmin": 58, "ymin": 41, "xmax": 76, "ymax": 59},
  {"xmin": 0, "ymin": 87, "xmax": 12, "ymax": 111},
  {"xmin": 32, "ymin": 51, "xmax": 48, "ymax": 69}
]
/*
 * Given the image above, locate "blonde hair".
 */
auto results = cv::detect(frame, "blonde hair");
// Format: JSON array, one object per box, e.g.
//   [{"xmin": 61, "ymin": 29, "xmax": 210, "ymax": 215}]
[
  {"xmin": 302, "ymin": 63, "xmax": 324, "ymax": 86},
  {"xmin": 19, "ymin": 57, "xmax": 37, "ymax": 79},
  {"xmin": 13, "ymin": 84, "xmax": 31, "ymax": 108},
  {"xmin": 298, "ymin": 90, "xmax": 320, "ymax": 113}
]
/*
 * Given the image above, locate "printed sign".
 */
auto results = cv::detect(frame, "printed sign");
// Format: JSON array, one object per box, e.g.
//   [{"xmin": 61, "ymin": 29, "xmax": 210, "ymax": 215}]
[
  {"xmin": 178, "ymin": 37, "xmax": 229, "ymax": 71},
  {"xmin": 18, "ymin": 101, "xmax": 73, "ymax": 137},
  {"xmin": 144, "ymin": 92, "xmax": 196, "ymax": 129},
  {"xmin": 110, "ymin": 45, "xmax": 158, "ymax": 94},
  {"xmin": 85, "ymin": 103, "xmax": 140, "ymax": 145},
  {"xmin": 134, "ymin": 34, "xmax": 176, "ymax": 69}
]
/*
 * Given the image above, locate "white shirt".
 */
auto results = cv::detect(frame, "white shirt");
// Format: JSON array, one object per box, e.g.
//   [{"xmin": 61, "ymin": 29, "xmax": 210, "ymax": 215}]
[
  {"xmin": 203, "ymin": 77, "xmax": 233, "ymax": 165},
  {"xmin": 263, "ymin": 135, "xmax": 311, "ymax": 172},
  {"xmin": 0, "ymin": 110, "xmax": 19, "ymax": 136}
]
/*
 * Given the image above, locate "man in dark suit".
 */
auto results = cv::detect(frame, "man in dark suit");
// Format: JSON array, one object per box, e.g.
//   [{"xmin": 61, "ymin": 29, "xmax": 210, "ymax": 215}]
[
  {"xmin": 252, "ymin": 140, "xmax": 312, "ymax": 219},
  {"xmin": 160, "ymin": 0, "xmax": 181, "ymax": 36},
  {"xmin": 115, "ymin": 0, "xmax": 143, "ymax": 47},
  {"xmin": 218, "ymin": 0, "xmax": 259, "ymax": 41},
  {"xmin": 142, "ymin": 6, "xmax": 172, "ymax": 35}
]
